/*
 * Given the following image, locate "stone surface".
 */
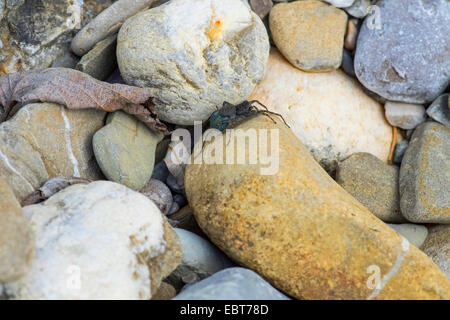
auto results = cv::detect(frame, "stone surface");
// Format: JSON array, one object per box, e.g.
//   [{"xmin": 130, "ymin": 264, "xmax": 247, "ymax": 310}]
[
  {"xmin": 151, "ymin": 161, "xmax": 170, "ymax": 183},
  {"xmin": 186, "ymin": 115, "xmax": 450, "ymax": 299},
  {"xmin": 93, "ymin": 111, "xmax": 163, "ymax": 191},
  {"xmin": 344, "ymin": 0, "xmax": 375, "ymax": 18},
  {"xmin": 399, "ymin": 122, "xmax": 450, "ymax": 223},
  {"xmin": 140, "ymin": 179, "xmax": 173, "ymax": 215},
  {"xmin": 4, "ymin": 181, "xmax": 182, "ymax": 299},
  {"xmin": 342, "ymin": 49, "xmax": 356, "ymax": 78},
  {"xmin": 344, "ymin": 19, "xmax": 358, "ymax": 51},
  {"xmin": 0, "ymin": 178, "xmax": 34, "ymax": 282},
  {"xmin": 336, "ymin": 153, "xmax": 404, "ymax": 223},
  {"xmin": 427, "ymin": 94, "xmax": 450, "ymax": 128},
  {"xmin": 249, "ymin": 0, "xmax": 273, "ymax": 19},
  {"xmin": 354, "ymin": 0, "xmax": 450, "ymax": 104},
  {"xmin": 387, "ymin": 223, "xmax": 428, "ymax": 249},
  {"xmin": 384, "ymin": 102, "xmax": 426, "ymax": 130},
  {"xmin": 0, "ymin": 103, "xmax": 105, "ymax": 202},
  {"xmin": 71, "ymin": 0, "xmax": 154, "ymax": 56},
  {"xmin": 168, "ymin": 228, "xmax": 232, "ymax": 287},
  {"xmin": 51, "ymin": 51, "xmax": 79, "ymax": 69},
  {"xmin": 167, "ymin": 205, "xmax": 205, "ymax": 237},
  {"xmin": 173, "ymin": 268, "xmax": 290, "ymax": 300},
  {"xmin": 421, "ymin": 225, "xmax": 449, "ymax": 278},
  {"xmin": 0, "ymin": 0, "xmax": 113, "ymax": 74},
  {"xmin": 75, "ymin": 34, "xmax": 117, "ymax": 80},
  {"xmin": 393, "ymin": 141, "xmax": 408, "ymax": 165},
  {"xmin": 151, "ymin": 281, "xmax": 177, "ymax": 300},
  {"xmin": 269, "ymin": 0, "xmax": 347, "ymax": 72},
  {"xmin": 117, "ymin": 0, "xmax": 270, "ymax": 125},
  {"xmin": 323, "ymin": 0, "xmax": 354, "ymax": 7},
  {"xmin": 249, "ymin": 49, "xmax": 392, "ymax": 172}
]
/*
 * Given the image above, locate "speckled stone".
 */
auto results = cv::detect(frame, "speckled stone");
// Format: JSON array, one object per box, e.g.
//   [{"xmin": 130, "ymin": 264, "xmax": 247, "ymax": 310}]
[
  {"xmin": 336, "ymin": 153, "xmax": 404, "ymax": 223},
  {"xmin": 399, "ymin": 122, "xmax": 450, "ymax": 223},
  {"xmin": 140, "ymin": 179, "xmax": 173, "ymax": 215},
  {"xmin": 421, "ymin": 225, "xmax": 449, "ymax": 278},
  {"xmin": 93, "ymin": 111, "xmax": 163, "ymax": 191},
  {"xmin": 249, "ymin": 48, "xmax": 392, "ymax": 173},
  {"xmin": 186, "ymin": 115, "xmax": 450, "ymax": 299},
  {"xmin": 0, "ymin": 103, "xmax": 104, "ymax": 202},
  {"xmin": 354, "ymin": 0, "xmax": 450, "ymax": 104},
  {"xmin": 117, "ymin": 0, "xmax": 269, "ymax": 125},
  {"xmin": 270, "ymin": 0, "xmax": 347, "ymax": 72}
]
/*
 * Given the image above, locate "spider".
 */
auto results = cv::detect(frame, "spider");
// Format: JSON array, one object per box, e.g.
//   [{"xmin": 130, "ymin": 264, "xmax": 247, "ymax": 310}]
[{"xmin": 209, "ymin": 100, "xmax": 289, "ymax": 131}]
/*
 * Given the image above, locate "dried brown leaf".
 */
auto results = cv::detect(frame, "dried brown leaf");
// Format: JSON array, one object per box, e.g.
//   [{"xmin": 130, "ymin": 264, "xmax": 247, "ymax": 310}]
[
  {"xmin": 21, "ymin": 176, "xmax": 93, "ymax": 206},
  {"xmin": 0, "ymin": 68, "xmax": 168, "ymax": 134}
]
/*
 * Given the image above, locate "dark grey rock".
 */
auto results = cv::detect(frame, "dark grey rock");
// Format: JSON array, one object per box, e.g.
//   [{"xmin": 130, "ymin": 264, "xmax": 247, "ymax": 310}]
[
  {"xmin": 393, "ymin": 141, "xmax": 408, "ymax": 165},
  {"xmin": 173, "ymin": 194, "xmax": 187, "ymax": 208},
  {"xmin": 168, "ymin": 201, "xmax": 180, "ymax": 215},
  {"xmin": 167, "ymin": 173, "xmax": 185, "ymax": 194},
  {"xmin": 427, "ymin": 94, "xmax": 450, "ymax": 128},
  {"xmin": 173, "ymin": 267, "xmax": 290, "ymax": 300},
  {"xmin": 399, "ymin": 122, "xmax": 450, "ymax": 223},
  {"xmin": 152, "ymin": 161, "xmax": 170, "ymax": 183},
  {"xmin": 354, "ymin": 0, "xmax": 450, "ymax": 104},
  {"xmin": 342, "ymin": 49, "xmax": 356, "ymax": 78}
]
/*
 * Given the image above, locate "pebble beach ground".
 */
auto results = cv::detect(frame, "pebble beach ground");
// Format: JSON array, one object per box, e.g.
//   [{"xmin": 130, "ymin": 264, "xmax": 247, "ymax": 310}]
[{"xmin": 0, "ymin": 0, "xmax": 449, "ymax": 300}]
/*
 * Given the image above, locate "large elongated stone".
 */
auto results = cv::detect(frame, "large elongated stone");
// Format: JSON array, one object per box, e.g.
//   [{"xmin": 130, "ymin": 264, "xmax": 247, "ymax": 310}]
[{"xmin": 185, "ymin": 115, "xmax": 450, "ymax": 299}]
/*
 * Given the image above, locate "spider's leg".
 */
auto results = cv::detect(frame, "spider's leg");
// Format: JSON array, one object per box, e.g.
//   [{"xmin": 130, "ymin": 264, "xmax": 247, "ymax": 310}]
[
  {"xmin": 260, "ymin": 111, "xmax": 277, "ymax": 124},
  {"xmin": 265, "ymin": 111, "xmax": 290, "ymax": 128},
  {"xmin": 249, "ymin": 100, "xmax": 269, "ymax": 111}
]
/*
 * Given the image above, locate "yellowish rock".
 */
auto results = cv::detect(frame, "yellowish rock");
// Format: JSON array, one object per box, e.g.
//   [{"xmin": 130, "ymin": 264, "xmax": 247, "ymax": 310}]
[
  {"xmin": 0, "ymin": 178, "xmax": 34, "ymax": 282},
  {"xmin": 269, "ymin": 0, "xmax": 347, "ymax": 72},
  {"xmin": 0, "ymin": 103, "xmax": 104, "ymax": 202},
  {"xmin": 249, "ymin": 49, "xmax": 392, "ymax": 172},
  {"xmin": 185, "ymin": 115, "xmax": 450, "ymax": 300}
]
